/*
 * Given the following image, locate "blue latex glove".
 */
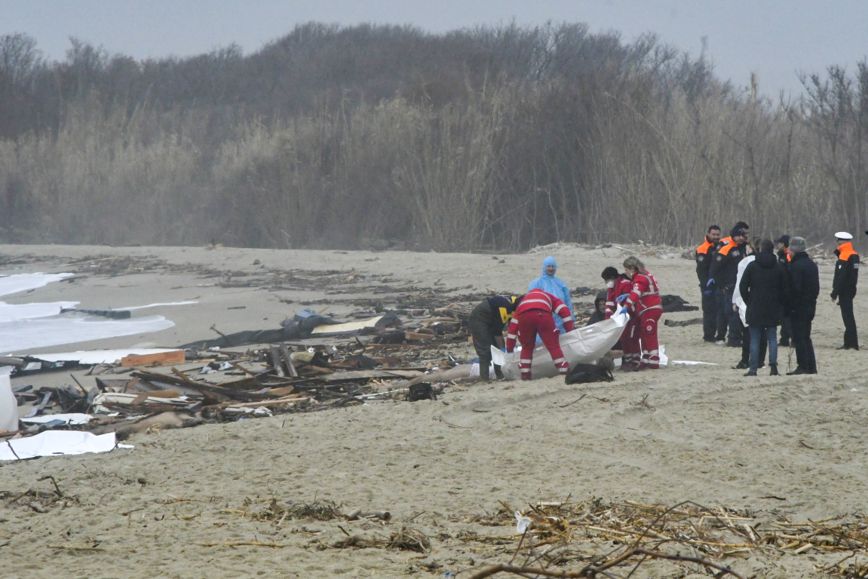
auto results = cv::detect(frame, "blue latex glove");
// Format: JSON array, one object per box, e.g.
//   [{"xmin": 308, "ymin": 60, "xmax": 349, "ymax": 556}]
[
  {"xmin": 616, "ymin": 305, "xmax": 629, "ymax": 315},
  {"xmin": 706, "ymin": 278, "xmax": 715, "ymax": 288},
  {"xmin": 615, "ymin": 294, "xmax": 629, "ymax": 304}
]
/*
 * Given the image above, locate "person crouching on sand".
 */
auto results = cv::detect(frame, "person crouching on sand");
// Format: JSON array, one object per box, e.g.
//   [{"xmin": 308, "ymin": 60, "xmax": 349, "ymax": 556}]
[{"xmin": 505, "ymin": 289, "xmax": 575, "ymax": 380}]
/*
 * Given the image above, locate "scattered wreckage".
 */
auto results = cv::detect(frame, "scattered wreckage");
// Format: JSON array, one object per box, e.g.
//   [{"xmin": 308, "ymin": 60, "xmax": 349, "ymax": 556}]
[{"xmin": 1, "ymin": 278, "xmax": 701, "ymax": 460}]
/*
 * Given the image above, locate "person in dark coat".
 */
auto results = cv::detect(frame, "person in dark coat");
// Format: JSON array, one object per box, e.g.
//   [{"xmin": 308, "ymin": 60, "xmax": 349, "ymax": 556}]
[
  {"xmin": 586, "ymin": 292, "xmax": 608, "ymax": 326},
  {"xmin": 468, "ymin": 295, "xmax": 518, "ymax": 380},
  {"xmin": 830, "ymin": 231, "xmax": 860, "ymax": 350},
  {"xmin": 708, "ymin": 227, "xmax": 749, "ymax": 346},
  {"xmin": 739, "ymin": 239, "xmax": 788, "ymax": 376},
  {"xmin": 775, "ymin": 235, "xmax": 793, "ymax": 347},
  {"xmin": 786, "ymin": 236, "xmax": 820, "ymax": 374}
]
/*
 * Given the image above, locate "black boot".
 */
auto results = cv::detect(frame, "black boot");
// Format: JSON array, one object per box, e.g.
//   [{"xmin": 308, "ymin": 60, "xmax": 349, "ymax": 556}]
[
  {"xmin": 744, "ymin": 369, "xmax": 757, "ymax": 376},
  {"xmin": 770, "ymin": 364, "xmax": 779, "ymax": 376}
]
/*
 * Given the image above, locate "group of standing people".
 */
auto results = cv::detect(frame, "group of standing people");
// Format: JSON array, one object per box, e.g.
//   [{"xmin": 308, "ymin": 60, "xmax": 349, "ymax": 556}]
[
  {"xmin": 469, "ymin": 255, "xmax": 663, "ymax": 381},
  {"xmin": 695, "ymin": 223, "xmax": 860, "ymax": 376}
]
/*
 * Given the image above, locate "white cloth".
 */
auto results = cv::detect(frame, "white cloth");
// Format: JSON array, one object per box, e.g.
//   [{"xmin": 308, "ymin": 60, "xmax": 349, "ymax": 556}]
[
  {"xmin": 732, "ymin": 255, "xmax": 755, "ymax": 327},
  {"xmin": 0, "ymin": 431, "xmax": 119, "ymax": 461}
]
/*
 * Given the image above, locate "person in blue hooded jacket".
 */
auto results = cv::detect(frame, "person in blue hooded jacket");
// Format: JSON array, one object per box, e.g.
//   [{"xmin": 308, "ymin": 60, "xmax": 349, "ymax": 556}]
[{"xmin": 528, "ymin": 256, "xmax": 575, "ymax": 332}]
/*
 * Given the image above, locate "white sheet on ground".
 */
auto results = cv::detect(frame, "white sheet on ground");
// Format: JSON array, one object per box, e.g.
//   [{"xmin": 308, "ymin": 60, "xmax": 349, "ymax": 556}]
[
  {"xmin": 2, "ymin": 315, "xmax": 174, "ymax": 354},
  {"xmin": 671, "ymin": 360, "xmax": 718, "ymax": 366},
  {"xmin": 491, "ymin": 312, "xmax": 629, "ymax": 380},
  {"xmin": 20, "ymin": 413, "xmax": 94, "ymax": 426},
  {"xmin": 0, "ymin": 430, "xmax": 120, "ymax": 461},
  {"xmin": 0, "ymin": 273, "xmax": 74, "ymax": 298}
]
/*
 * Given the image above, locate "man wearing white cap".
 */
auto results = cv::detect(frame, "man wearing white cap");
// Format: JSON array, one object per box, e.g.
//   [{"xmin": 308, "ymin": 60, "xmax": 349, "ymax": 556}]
[{"xmin": 831, "ymin": 231, "xmax": 860, "ymax": 350}]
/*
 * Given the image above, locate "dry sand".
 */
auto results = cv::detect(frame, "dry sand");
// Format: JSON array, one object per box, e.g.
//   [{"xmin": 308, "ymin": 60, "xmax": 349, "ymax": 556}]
[{"xmin": 0, "ymin": 243, "xmax": 865, "ymax": 578}]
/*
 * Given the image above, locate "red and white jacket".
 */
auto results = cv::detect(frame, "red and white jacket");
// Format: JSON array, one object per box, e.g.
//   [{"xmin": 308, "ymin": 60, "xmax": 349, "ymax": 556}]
[
  {"xmin": 625, "ymin": 272, "xmax": 662, "ymax": 315},
  {"xmin": 605, "ymin": 275, "xmax": 634, "ymax": 318},
  {"xmin": 505, "ymin": 289, "xmax": 576, "ymax": 351}
]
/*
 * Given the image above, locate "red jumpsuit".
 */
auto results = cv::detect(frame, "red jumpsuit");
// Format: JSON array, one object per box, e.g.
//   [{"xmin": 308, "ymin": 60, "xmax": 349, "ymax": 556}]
[
  {"xmin": 605, "ymin": 275, "xmax": 634, "ymax": 351},
  {"xmin": 605, "ymin": 275, "xmax": 634, "ymax": 318},
  {"xmin": 506, "ymin": 289, "xmax": 576, "ymax": 380},
  {"xmin": 623, "ymin": 271, "xmax": 663, "ymax": 369}
]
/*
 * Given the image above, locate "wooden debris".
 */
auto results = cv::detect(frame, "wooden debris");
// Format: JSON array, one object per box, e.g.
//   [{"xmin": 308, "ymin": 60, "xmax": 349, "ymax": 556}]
[
  {"xmin": 120, "ymin": 350, "xmax": 185, "ymax": 367},
  {"xmin": 461, "ymin": 499, "xmax": 868, "ymax": 578}
]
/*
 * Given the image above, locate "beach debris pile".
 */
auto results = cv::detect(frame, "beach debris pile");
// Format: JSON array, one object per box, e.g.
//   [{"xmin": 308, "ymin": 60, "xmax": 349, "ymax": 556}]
[
  {"xmin": 1, "ymin": 302, "xmax": 492, "ymax": 458},
  {"xmin": 460, "ymin": 499, "xmax": 868, "ymax": 578}
]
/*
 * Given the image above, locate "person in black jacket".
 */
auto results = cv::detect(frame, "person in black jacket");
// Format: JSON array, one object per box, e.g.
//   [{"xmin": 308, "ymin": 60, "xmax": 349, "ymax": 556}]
[
  {"xmin": 468, "ymin": 295, "xmax": 519, "ymax": 380},
  {"xmin": 786, "ymin": 237, "xmax": 820, "ymax": 374},
  {"xmin": 739, "ymin": 239, "xmax": 788, "ymax": 376},
  {"xmin": 708, "ymin": 227, "xmax": 748, "ymax": 346},
  {"xmin": 830, "ymin": 231, "xmax": 860, "ymax": 350},
  {"xmin": 775, "ymin": 235, "xmax": 793, "ymax": 347}
]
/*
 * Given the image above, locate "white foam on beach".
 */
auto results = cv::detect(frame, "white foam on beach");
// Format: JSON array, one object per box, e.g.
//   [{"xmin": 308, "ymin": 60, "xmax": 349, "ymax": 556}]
[
  {"xmin": 0, "ymin": 301, "xmax": 79, "ymax": 322},
  {"xmin": 0, "ymin": 273, "xmax": 75, "ymax": 297},
  {"xmin": 1, "ymin": 315, "xmax": 174, "ymax": 354},
  {"xmin": 120, "ymin": 300, "xmax": 199, "ymax": 311},
  {"xmin": 0, "ymin": 272, "xmax": 175, "ymax": 354}
]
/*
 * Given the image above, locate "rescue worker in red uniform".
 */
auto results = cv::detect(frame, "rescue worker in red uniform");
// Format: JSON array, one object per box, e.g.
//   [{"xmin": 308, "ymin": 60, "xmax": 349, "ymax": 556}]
[
  {"xmin": 618, "ymin": 256, "xmax": 663, "ymax": 370},
  {"xmin": 831, "ymin": 231, "xmax": 860, "ymax": 350},
  {"xmin": 505, "ymin": 289, "xmax": 576, "ymax": 380},
  {"xmin": 696, "ymin": 225, "xmax": 722, "ymax": 342},
  {"xmin": 601, "ymin": 266, "xmax": 632, "ymax": 351},
  {"xmin": 601, "ymin": 266, "xmax": 633, "ymax": 319}
]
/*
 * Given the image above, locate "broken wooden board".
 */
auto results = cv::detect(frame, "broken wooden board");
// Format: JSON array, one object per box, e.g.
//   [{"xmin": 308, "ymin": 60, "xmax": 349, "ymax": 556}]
[
  {"xmin": 310, "ymin": 316, "xmax": 384, "ymax": 335},
  {"xmin": 120, "ymin": 350, "xmax": 186, "ymax": 367}
]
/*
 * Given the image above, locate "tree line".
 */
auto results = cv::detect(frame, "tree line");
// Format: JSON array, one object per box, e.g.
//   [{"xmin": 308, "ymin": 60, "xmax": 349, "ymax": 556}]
[{"xmin": 0, "ymin": 23, "xmax": 865, "ymax": 250}]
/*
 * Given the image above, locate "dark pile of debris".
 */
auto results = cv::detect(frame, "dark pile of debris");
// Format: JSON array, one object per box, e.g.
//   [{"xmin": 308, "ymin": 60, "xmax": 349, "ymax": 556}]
[{"xmin": 2, "ymin": 303, "xmax": 490, "ymax": 448}]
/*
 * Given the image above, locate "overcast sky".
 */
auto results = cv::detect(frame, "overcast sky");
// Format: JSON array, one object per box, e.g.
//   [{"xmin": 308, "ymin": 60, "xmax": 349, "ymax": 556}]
[{"xmin": 3, "ymin": 0, "xmax": 867, "ymax": 98}]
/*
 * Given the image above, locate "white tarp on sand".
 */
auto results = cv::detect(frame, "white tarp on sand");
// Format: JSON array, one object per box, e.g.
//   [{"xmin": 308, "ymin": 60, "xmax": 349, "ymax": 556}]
[
  {"xmin": 492, "ymin": 312, "xmax": 629, "ymax": 380},
  {"xmin": 25, "ymin": 348, "xmax": 182, "ymax": 365},
  {"xmin": 0, "ymin": 430, "xmax": 120, "ymax": 461}
]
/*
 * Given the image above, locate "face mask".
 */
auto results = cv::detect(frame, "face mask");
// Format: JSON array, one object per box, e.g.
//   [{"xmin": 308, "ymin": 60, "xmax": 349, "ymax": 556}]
[{"xmin": 606, "ymin": 281, "xmax": 615, "ymax": 289}]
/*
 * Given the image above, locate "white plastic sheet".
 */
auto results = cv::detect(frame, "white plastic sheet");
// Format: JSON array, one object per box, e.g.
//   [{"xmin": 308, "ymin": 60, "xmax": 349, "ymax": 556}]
[
  {"xmin": 20, "ymin": 413, "xmax": 93, "ymax": 426},
  {"xmin": 26, "ymin": 348, "xmax": 182, "ymax": 365},
  {"xmin": 0, "ymin": 430, "xmax": 121, "ymax": 461},
  {"xmin": 491, "ymin": 312, "xmax": 629, "ymax": 380}
]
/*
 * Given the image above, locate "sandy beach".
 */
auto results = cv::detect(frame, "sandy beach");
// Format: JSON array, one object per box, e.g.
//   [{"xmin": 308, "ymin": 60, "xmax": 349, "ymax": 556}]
[{"xmin": 0, "ymin": 242, "xmax": 865, "ymax": 578}]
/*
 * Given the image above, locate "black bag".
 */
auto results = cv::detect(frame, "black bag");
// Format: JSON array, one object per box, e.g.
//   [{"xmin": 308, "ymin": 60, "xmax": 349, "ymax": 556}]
[{"xmin": 564, "ymin": 363, "xmax": 614, "ymax": 385}]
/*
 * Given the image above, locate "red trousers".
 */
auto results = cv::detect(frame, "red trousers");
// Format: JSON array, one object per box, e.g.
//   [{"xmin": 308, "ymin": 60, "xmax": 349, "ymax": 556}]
[
  {"xmin": 517, "ymin": 310, "xmax": 568, "ymax": 380},
  {"xmin": 622, "ymin": 309, "xmax": 662, "ymax": 370}
]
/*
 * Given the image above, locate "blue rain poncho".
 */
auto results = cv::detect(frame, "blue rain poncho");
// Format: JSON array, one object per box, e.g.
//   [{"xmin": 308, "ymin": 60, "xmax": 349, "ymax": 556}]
[{"xmin": 528, "ymin": 256, "xmax": 575, "ymax": 332}]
